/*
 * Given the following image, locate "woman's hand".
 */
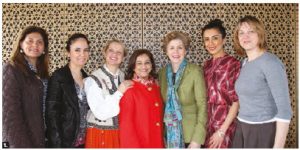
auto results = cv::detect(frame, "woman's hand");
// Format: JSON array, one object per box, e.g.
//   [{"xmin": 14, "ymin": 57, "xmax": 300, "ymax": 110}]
[
  {"xmin": 188, "ymin": 141, "xmax": 200, "ymax": 148},
  {"xmin": 118, "ymin": 80, "xmax": 133, "ymax": 93},
  {"xmin": 273, "ymin": 121, "xmax": 290, "ymax": 148},
  {"xmin": 208, "ymin": 130, "xmax": 224, "ymax": 148}
]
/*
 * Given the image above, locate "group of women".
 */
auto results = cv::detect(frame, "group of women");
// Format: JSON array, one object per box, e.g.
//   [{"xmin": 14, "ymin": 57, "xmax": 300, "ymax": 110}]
[{"xmin": 2, "ymin": 15, "xmax": 292, "ymax": 148}]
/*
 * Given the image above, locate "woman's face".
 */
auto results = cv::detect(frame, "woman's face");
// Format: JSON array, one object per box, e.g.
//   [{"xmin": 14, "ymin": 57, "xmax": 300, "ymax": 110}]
[
  {"xmin": 238, "ymin": 22, "xmax": 259, "ymax": 52},
  {"xmin": 166, "ymin": 39, "xmax": 186, "ymax": 65},
  {"xmin": 203, "ymin": 28, "xmax": 225, "ymax": 58},
  {"xmin": 105, "ymin": 42, "xmax": 124, "ymax": 67},
  {"xmin": 20, "ymin": 32, "xmax": 45, "ymax": 61},
  {"xmin": 68, "ymin": 38, "xmax": 90, "ymax": 68},
  {"xmin": 134, "ymin": 54, "xmax": 152, "ymax": 80}
]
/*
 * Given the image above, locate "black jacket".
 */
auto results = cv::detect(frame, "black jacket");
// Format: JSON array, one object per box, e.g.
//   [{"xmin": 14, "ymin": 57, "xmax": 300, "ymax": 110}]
[
  {"xmin": 45, "ymin": 64, "xmax": 88, "ymax": 148},
  {"xmin": 2, "ymin": 63, "xmax": 45, "ymax": 148}
]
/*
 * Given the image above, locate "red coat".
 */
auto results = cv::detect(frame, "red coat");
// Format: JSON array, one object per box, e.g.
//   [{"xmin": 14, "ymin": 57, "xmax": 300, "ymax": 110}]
[{"xmin": 119, "ymin": 81, "xmax": 164, "ymax": 148}]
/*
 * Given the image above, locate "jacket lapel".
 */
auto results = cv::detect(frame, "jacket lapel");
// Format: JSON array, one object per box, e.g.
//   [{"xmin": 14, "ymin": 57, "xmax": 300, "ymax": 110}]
[{"xmin": 61, "ymin": 65, "xmax": 80, "ymax": 112}]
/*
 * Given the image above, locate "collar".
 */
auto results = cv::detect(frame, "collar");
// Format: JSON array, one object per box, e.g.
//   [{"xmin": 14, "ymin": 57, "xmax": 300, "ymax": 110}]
[
  {"xmin": 133, "ymin": 73, "xmax": 154, "ymax": 87},
  {"xmin": 104, "ymin": 64, "xmax": 120, "ymax": 78}
]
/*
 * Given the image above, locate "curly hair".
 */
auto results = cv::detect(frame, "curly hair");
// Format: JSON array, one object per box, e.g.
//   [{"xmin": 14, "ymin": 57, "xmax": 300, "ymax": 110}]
[{"xmin": 162, "ymin": 31, "xmax": 191, "ymax": 53}]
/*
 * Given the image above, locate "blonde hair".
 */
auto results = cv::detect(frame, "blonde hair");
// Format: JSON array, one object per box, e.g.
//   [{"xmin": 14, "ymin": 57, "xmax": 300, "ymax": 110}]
[
  {"xmin": 233, "ymin": 15, "xmax": 268, "ymax": 56},
  {"xmin": 102, "ymin": 39, "xmax": 127, "ymax": 57}
]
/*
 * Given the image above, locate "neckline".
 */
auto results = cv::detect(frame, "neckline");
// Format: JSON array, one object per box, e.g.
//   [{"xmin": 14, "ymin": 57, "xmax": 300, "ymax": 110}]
[
  {"xmin": 211, "ymin": 53, "xmax": 228, "ymax": 62},
  {"xmin": 243, "ymin": 51, "xmax": 267, "ymax": 66},
  {"xmin": 104, "ymin": 64, "xmax": 120, "ymax": 76},
  {"xmin": 247, "ymin": 51, "xmax": 266, "ymax": 62}
]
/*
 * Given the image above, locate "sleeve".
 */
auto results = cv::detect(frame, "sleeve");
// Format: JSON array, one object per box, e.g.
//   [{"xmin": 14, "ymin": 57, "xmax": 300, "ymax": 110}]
[
  {"xmin": 263, "ymin": 57, "xmax": 292, "ymax": 121},
  {"xmin": 2, "ymin": 64, "xmax": 33, "ymax": 147},
  {"xmin": 158, "ymin": 68, "xmax": 167, "ymax": 101},
  {"xmin": 84, "ymin": 77, "xmax": 123, "ymax": 120},
  {"xmin": 119, "ymin": 89, "xmax": 140, "ymax": 147},
  {"xmin": 226, "ymin": 59, "xmax": 241, "ymax": 104},
  {"xmin": 45, "ymin": 71, "xmax": 63, "ymax": 148},
  {"xmin": 192, "ymin": 66, "xmax": 207, "ymax": 144}
]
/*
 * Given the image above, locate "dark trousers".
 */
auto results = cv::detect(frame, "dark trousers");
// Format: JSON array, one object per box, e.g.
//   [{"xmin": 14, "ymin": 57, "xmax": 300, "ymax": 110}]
[{"xmin": 231, "ymin": 120, "xmax": 276, "ymax": 148}]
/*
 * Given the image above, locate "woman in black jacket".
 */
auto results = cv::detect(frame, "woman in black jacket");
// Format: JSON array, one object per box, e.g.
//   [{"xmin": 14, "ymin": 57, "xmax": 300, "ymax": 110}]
[
  {"xmin": 2, "ymin": 26, "xmax": 50, "ymax": 148},
  {"xmin": 46, "ymin": 33, "xmax": 90, "ymax": 148}
]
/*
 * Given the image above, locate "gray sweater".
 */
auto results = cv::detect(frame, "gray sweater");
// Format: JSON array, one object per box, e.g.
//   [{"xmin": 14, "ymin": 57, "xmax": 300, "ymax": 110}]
[{"xmin": 235, "ymin": 52, "xmax": 292, "ymax": 122}]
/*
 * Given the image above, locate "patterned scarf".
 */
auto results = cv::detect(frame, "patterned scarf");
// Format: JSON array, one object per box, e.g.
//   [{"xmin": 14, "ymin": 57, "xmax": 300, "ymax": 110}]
[
  {"xmin": 164, "ymin": 59, "xmax": 187, "ymax": 148},
  {"xmin": 132, "ymin": 73, "xmax": 154, "ymax": 86}
]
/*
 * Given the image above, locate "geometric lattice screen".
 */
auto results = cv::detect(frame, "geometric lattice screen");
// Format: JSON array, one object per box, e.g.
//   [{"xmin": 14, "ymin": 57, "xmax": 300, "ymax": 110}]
[{"xmin": 2, "ymin": 3, "xmax": 298, "ymax": 148}]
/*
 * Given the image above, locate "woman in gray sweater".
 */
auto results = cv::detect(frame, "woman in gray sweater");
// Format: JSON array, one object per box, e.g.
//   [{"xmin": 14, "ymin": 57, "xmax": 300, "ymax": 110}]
[{"xmin": 232, "ymin": 15, "xmax": 292, "ymax": 148}]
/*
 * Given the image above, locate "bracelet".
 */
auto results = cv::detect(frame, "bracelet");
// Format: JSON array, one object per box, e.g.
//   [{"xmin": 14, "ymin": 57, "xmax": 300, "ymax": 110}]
[{"xmin": 217, "ymin": 129, "xmax": 225, "ymax": 138}]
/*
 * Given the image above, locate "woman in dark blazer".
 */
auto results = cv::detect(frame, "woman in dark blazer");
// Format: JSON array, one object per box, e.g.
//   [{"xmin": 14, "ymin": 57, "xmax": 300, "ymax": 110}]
[
  {"xmin": 46, "ymin": 33, "xmax": 90, "ymax": 148},
  {"xmin": 2, "ymin": 26, "xmax": 50, "ymax": 148}
]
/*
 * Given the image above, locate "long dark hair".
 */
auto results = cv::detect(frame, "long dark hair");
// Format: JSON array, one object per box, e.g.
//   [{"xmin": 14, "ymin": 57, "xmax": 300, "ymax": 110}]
[
  {"xmin": 125, "ymin": 49, "xmax": 157, "ymax": 80},
  {"xmin": 10, "ymin": 26, "xmax": 50, "ymax": 79}
]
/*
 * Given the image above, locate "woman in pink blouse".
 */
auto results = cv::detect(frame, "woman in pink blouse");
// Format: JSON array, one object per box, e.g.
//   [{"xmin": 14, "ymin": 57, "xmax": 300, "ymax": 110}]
[{"xmin": 201, "ymin": 19, "xmax": 240, "ymax": 148}]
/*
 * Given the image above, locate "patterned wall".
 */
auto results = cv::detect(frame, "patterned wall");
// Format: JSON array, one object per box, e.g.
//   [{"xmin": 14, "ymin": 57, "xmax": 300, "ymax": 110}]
[{"xmin": 2, "ymin": 3, "xmax": 298, "ymax": 148}]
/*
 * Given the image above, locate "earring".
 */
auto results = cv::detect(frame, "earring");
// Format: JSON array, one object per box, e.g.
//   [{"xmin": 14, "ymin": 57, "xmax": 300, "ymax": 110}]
[
  {"xmin": 20, "ymin": 49, "xmax": 24, "ymax": 53},
  {"xmin": 42, "ymin": 51, "xmax": 45, "ymax": 54}
]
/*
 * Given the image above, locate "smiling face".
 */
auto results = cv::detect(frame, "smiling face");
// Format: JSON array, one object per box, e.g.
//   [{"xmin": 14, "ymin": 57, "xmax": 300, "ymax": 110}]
[
  {"xmin": 20, "ymin": 32, "xmax": 45, "ymax": 62},
  {"xmin": 238, "ymin": 22, "xmax": 260, "ymax": 52},
  {"xmin": 104, "ymin": 42, "xmax": 125, "ymax": 67},
  {"xmin": 203, "ymin": 28, "xmax": 226, "ymax": 58},
  {"xmin": 133, "ymin": 54, "xmax": 152, "ymax": 80},
  {"xmin": 166, "ymin": 39, "xmax": 186, "ymax": 66},
  {"xmin": 68, "ymin": 38, "xmax": 90, "ymax": 68}
]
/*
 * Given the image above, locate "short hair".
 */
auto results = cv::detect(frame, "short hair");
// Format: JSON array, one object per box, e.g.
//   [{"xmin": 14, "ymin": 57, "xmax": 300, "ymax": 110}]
[
  {"xmin": 125, "ymin": 49, "xmax": 157, "ymax": 80},
  {"xmin": 202, "ymin": 19, "xmax": 226, "ymax": 39},
  {"xmin": 162, "ymin": 31, "xmax": 191, "ymax": 52},
  {"xmin": 102, "ymin": 39, "xmax": 127, "ymax": 57},
  {"xmin": 10, "ymin": 25, "xmax": 49, "ymax": 79},
  {"xmin": 233, "ymin": 15, "xmax": 268, "ymax": 56},
  {"xmin": 66, "ymin": 33, "xmax": 90, "ymax": 52}
]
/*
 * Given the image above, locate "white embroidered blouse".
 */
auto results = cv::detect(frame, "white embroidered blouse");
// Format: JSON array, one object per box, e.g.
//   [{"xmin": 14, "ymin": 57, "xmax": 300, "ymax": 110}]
[{"xmin": 84, "ymin": 65, "xmax": 125, "ymax": 121}]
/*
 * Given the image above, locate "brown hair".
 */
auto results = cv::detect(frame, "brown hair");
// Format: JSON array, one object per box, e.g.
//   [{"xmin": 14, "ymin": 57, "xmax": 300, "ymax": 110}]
[
  {"xmin": 66, "ymin": 33, "xmax": 90, "ymax": 52},
  {"xmin": 125, "ymin": 49, "xmax": 157, "ymax": 80},
  {"xmin": 162, "ymin": 31, "xmax": 191, "ymax": 52},
  {"xmin": 102, "ymin": 39, "xmax": 127, "ymax": 57},
  {"xmin": 233, "ymin": 15, "xmax": 268, "ymax": 56},
  {"xmin": 10, "ymin": 26, "xmax": 50, "ymax": 79}
]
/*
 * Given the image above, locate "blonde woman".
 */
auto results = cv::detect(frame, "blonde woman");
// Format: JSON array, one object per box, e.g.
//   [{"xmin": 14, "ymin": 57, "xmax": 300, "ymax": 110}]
[
  {"xmin": 84, "ymin": 39, "xmax": 132, "ymax": 148},
  {"xmin": 159, "ymin": 31, "xmax": 207, "ymax": 148}
]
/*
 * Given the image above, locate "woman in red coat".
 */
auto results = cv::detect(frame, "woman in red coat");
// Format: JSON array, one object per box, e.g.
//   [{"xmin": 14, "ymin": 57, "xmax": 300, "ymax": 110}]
[{"xmin": 119, "ymin": 49, "xmax": 164, "ymax": 148}]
